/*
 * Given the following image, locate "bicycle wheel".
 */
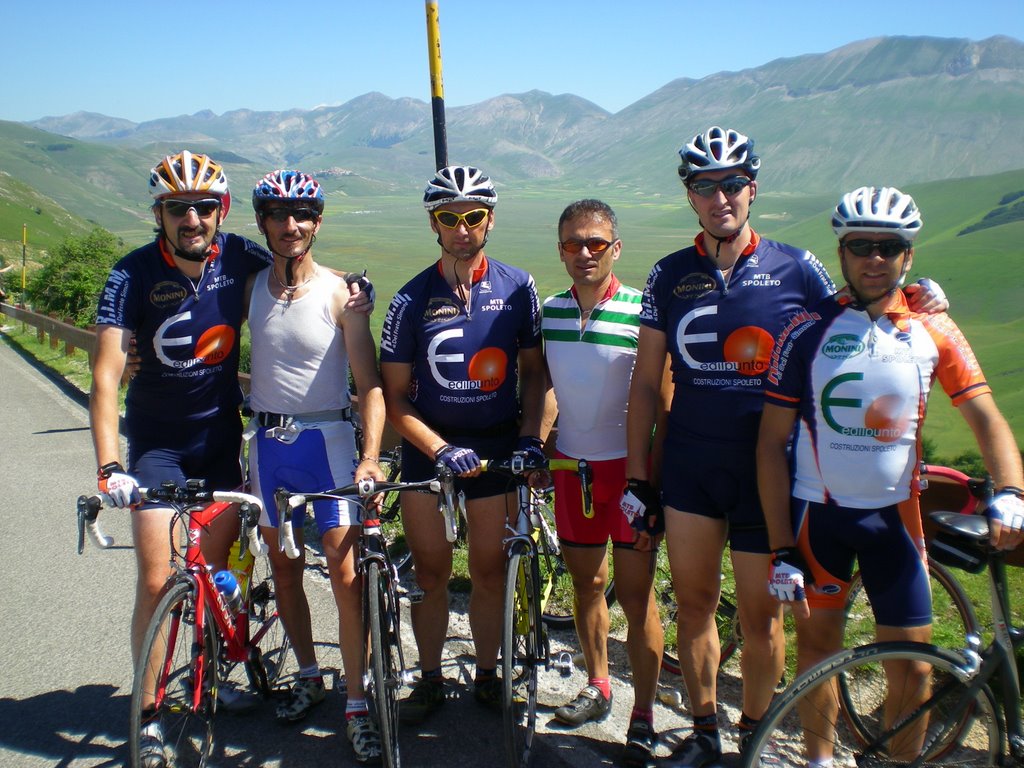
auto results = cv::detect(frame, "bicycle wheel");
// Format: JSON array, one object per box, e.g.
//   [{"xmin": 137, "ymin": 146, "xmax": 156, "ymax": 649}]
[
  {"xmin": 367, "ymin": 560, "xmax": 402, "ymax": 768},
  {"xmin": 533, "ymin": 489, "xmax": 614, "ymax": 629},
  {"xmin": 502, "ymin": 543, "xmax": 540, "ymax": 768},
  {"xmin": 378, "ymin": 449, "xmax": 413, "ymax": 578},
  {"xmin": 245, "ymin": 549, "xmax": 293, "ymax": 695},
  {"xmin": 741, "ymin": 642, "xmax": 1001, "ymax": 767},
  {"xmin": 130, "ymin": 580, "xmax": 218, "ymax": 768},
  {"xmin": 843, "ymin": 560, "xmax": 980, "ymax": 651}
]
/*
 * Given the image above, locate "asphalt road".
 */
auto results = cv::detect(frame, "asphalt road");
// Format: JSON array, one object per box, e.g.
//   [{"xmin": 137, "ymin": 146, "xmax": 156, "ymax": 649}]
[{"xmin": 0, "ymin": 334, "xmax": 749, "ymax": 767}]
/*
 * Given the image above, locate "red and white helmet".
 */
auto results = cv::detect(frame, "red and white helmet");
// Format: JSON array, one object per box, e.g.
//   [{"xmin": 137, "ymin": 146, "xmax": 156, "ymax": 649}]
[
  {"xmin": 149, "ymin": 150, "xmax": 231, "ymax": 216},
  {"xmin": 832, "ymin": 186, "xmax": 923, "ymax": 241},
  {"xmin": 678, "ymin": 126, "xmax": 761, "ymax": 182}
]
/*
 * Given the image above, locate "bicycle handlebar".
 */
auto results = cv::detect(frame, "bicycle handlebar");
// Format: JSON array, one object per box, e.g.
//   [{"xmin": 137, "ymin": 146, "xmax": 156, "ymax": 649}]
[
  {"xmin": 481, "ymin": 452, "xmax": 593, "ymax": 517},
  {"xmin": 75, "ymin": 484, "xmax": 266, "ymax": 558}
]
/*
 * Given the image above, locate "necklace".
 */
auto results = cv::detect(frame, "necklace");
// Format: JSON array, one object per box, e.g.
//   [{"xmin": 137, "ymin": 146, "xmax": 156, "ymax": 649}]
[{"xmin": 272, "ymin": 266, "xmax": 317, "ymax": 302}]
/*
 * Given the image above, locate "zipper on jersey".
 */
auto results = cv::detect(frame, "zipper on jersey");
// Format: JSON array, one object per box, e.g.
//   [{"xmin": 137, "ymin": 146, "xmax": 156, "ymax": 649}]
[{"xmin": 185, "ymin": 260, "xmax": 209, "ymax": 303}]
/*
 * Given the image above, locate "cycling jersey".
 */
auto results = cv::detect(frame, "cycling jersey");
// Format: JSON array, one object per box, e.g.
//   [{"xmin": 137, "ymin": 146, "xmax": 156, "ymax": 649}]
[
  {"xmin": 379, "ymin": 255, "xmax": 541, "ymax": 433},
  {"xmin": 764, "ymin": 289, "xmax": 990, "ymax": 508},
  {"xmin": 542, "ymin": 276, "xmax": 641, "ymax": 461},
  {"xmin": 95, "ymin": 233, "xmax": 271, "ymax": 423},
  {"xmin": 640, "ymin": 230, "xmax": 835, "ymax": 445}
]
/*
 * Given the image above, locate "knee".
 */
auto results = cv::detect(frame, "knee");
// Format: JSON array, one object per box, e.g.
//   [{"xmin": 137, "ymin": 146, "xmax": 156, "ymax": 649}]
[
  {"xmin": 413, "ymin": 563, "xmax": 451, "ymax": 595},
  {"xmin": 675, "ymin": 588, "xmax": 720, "ymax": 627}
]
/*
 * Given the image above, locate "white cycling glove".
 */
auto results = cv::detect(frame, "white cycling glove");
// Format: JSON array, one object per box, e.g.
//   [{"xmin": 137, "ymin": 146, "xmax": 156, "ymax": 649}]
[
  {"xmin": 98, "ymin": 462, "xmax": 141, "ymax": 508},
  {"xmin": 768, "ymin": 547, "xmax": 811, "ymax": 603},
  {"xmin": 988, "ymin": 488, "xmax": 1024, "ymax": 534}
]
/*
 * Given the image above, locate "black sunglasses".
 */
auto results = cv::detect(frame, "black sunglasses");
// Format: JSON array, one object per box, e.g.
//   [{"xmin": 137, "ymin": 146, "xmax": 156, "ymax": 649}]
[
  {"xmin": 687, "ymin": 176, "xmax": 752, "ymax": 198},
  {"xmin": 262, "ymin": 207, "xmax": 320, "ymax": 223},
  {"xmin": 842, "ymin": 238, "xmax": 910, "ymax": 259},
  {"xmin": 163, "ymin": 198, "xmax": 221, "ymax": 218},
  {"xmin": 559, "ymin": 238, "xmax": 616, "ymax": 255}
]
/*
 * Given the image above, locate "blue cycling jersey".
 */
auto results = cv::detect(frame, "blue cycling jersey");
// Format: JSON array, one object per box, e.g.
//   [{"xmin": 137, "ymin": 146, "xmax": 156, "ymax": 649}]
[
  {"xmin": 379, "ymin": 256, "xmax": 541, "ymax": 433},
  {"xmin": 95, "ymin": 233, "xmax": 271, "ymax": 423},
  {"xmin": 640, "ymin": 230, "xmax": 835, "ymax": 445}
]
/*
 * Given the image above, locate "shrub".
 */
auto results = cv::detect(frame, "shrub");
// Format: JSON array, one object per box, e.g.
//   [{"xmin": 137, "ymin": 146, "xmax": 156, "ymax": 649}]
[{"xmin": 28, "ymin": 228, "xmax": 122, "ymax": 327}]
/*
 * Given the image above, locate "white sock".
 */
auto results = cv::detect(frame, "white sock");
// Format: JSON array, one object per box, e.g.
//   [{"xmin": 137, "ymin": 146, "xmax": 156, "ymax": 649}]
[{"xmin": 299, "ymin": 664, "xmax": 321, "ymax": 679}]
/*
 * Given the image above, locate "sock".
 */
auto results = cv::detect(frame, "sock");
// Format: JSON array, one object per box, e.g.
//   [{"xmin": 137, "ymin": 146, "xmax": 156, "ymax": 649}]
[
  {"xmin": 299, "ymin": 663, "xmax": 321, "ymax": 679},
  {"xmin": 808, "ymin": 761, "xmax": 834, "ymax": 768},
  {"xmin": 474, "ymin": 667, "xmax": 496, "ymax": 683},
  {"xmin": 629, "ymin": 706, "xmax": 654, "ymax": 726},
  {"xmin": 692, "ymin": 712, "xmax": 718, "ymax": 738},
  {"xmin": 589, "ymin": 677, "xmax": 611, "ymax": 700},
  {"xmin": 345, "ymin": 697, "xmax": 369, "ymax": 720},
  {"xmin": 738, "ymin": 711, "xmax": 759, "ymax": 734}
]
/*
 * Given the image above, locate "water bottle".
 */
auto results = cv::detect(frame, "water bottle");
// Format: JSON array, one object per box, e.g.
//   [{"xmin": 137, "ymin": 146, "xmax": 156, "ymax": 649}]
[
  {"xmin": 226, "ymin": 539, "xmax": 254, "ymax": 598},
  {"xmin": 214, "ymin": 570, "xmax": 243, "ymax": 616}
]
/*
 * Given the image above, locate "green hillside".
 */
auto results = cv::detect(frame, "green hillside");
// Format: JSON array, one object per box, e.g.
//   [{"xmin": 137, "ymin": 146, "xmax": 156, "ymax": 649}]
[{"xmin": 0, "ymin": 172, "xmax": 93, "ymax": 268}]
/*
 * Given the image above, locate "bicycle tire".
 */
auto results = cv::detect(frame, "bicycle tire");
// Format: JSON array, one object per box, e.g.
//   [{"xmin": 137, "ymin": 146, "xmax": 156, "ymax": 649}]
[
  {"xmin": 378, "ymin": 449, "xmax": 413, "ymax": 578},
  {"xmin": 245, "ymin": 549, "xmax": 293, "ymax": 695},
  {"xmin": 130, "ymin": 579, "xmax": 218, "ymax": 768},
  {"xmin": 740, "ymin": 642, "xmax": 1001, "ymax": 767},
  {"xmin": 843, "ymin": 560, "xmax": 981, "ymax": 652},
  {"xmin": 368, "ymin": 560, "xmax": 402, "ymax": 768},
  {"xmin": 502, "ymin": 542, "xmax": 540, "ymax": 768}
]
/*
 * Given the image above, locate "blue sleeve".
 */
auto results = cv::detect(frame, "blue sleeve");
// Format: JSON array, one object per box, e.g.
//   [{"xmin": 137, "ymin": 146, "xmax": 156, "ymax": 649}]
[
  {"xmin": 518, "ymin": 274, "xmax": 542, "ymax": 349},
  {"xmin": 639, "ymin": 259, "xmax": 670, "ymax": 332},
  {"xmin": 802, "ymin": 250, "xmax": 837, "ymax": 303}
]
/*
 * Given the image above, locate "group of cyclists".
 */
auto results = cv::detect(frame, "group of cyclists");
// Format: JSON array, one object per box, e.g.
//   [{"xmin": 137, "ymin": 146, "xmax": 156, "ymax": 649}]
[{"xmin": 89, "ymin": 125, "xmax": 1024, "ymax": 768}]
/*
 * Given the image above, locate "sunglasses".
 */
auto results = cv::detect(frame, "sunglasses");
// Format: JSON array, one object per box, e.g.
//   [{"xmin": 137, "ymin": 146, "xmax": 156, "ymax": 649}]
[
  {"xmin": 559, "ymin": 238, "xmax": 616, "ymax": 255},
  {"xmin": 842, "ymin": 239, "xmax": 910, "ymax": 259},
  {"xmin": 261, "ymin": 207, "xmax": 320, "ymax": 223},
  {"xmin": 687, "ymin": 176, "xmax": 752, "ymax": 198},
  {"xmin": 162, "ymin": 198, "xmax": 221, "ymax": 218},
  {"xmin": 432, "ymin": 208, "xmax": 491, "ymax": 229}
]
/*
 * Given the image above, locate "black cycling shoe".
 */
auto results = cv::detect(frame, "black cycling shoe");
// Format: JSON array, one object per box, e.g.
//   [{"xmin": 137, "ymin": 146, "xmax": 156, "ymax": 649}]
[
  {"xmin": 663, "ymin": 730, "xmax": 721, "ymax": 768},
  {"xmin": 621, "ymin": 718, "xmax": 657, "ymax": 767},
  {"xmin": 553, "ymin": 685, "xmax": 612, "ymax": 726}
]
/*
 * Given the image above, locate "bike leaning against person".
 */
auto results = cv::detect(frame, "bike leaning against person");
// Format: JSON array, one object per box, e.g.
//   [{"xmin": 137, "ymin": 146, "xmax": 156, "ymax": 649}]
[
  {"xmin": 756, "ymin": 185, "xmax": 1024, "ymax": 765},
  {"xmin": 622, "ymin": 127, "xmax": 949, "ymax": 767},
  {"xmin": 379, "ymin": 165, "xmax": 546, "ymax": 724},
  {"xmin": 88, "ymin": 151, "xmax": 372, "ymax": 767},
  {"xmin": 245, "ymin": 170, "xmax": 387, "ymax": 764},
  {"xmin": 541, "ymin": 199, "xmax": 668, "ymax": 766}
]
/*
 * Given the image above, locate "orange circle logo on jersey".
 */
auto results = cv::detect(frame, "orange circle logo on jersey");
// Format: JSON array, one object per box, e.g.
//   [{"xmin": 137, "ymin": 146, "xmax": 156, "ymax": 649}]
[
  {"xmin": 467, "ymin": 347, "xmax": 508, "ymax": 392},
  {"xmin": 863, "ymin": 394, "xmax": 909, "ymax": 443},
  {"xmin": 195, "ymin": 325, "xmax": 236, "ymax": 365},
  {"xmin": 723, "ymin": 326, "xmax": 774, "ymax": 376}
]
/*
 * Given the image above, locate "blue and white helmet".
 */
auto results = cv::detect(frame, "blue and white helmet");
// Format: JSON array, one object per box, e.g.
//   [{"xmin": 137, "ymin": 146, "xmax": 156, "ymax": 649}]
[
  {"xmin": 252, "ymin": 170, "xmax": 325, "ymax": 213},
  {"xmin": 832, "ymin": 186, "xmax": 922, "ymax": 241},
  {"xmin": 678, "ymin": 126, "xmax": 761, "ymax": 182},
  {"xmin": 423, "ymin": 165, "xmax": 497, "ymax": 211}
]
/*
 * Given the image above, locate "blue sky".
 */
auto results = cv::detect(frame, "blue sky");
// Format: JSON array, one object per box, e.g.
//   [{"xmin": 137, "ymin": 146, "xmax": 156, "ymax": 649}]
[{"xmin": 4, "ymin": 0, "xmax": 1022, "ymax": 123}]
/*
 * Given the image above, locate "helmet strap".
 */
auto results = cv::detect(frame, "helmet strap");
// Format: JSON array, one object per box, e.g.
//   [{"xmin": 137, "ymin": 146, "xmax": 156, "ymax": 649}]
[{"xmin": 158, "ymin": 219, "xmax": 217, "ymax": 263}]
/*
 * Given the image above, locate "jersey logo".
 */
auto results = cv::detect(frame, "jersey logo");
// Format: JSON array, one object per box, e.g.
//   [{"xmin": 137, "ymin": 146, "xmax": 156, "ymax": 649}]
[
  {"xmin": 150, "ymin": 281, "xmax": 188, "ymax": 309},
  {"xmin": 822, "ymin": 373, "xmax": 909, "ymax": 443},
  {"xmin": 427, "ymin": 328, "xmax": 508, "ymax": 392},
  {"xmin": 822, "ymin": 334, "xmax": 866, "ymax": 360},
  {"xmin": 676, "ymin": 305, "xmax": 773, "ymax": 377},
  {"xmin": 672, "ymin": 272, "xmax": 715, "ymax": 300},
  {"xmin": 423, "ymin": 298, "xmax": 460, "ymax": 323},
  {"xmin": 154, "ymin": 311, "xmax": 235, "ymax": 370}
]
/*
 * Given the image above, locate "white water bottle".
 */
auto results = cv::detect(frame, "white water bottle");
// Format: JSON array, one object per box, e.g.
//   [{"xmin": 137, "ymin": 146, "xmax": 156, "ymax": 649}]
[{"xmin": 214, "ymin": 570, "xmax": 243, "ymax": 616}]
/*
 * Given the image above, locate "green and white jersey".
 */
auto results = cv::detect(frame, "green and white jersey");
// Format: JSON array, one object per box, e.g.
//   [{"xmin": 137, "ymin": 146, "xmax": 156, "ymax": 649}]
[{"xmin": 542, "ymin": 277, "xmax": 642, "ymax": 460}]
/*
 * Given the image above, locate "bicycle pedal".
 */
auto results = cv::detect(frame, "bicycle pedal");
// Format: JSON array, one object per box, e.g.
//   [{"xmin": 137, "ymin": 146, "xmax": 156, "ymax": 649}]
[
  {"xmin": 551, "ymin": 651, "xmax": 574, "ymax": 678},
  {"xmin": 402, "ymin": 585, "xmax": 425, "ymax": 604}
]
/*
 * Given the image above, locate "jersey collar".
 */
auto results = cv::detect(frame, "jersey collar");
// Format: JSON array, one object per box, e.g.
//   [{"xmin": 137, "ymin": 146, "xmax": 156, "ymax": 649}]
[
  {"xmin": 436, "ymin": 254, "xmax": 488, "ymax": 284},
  {"xmin": 158, "ymin": 236, "xmax": 221, "ymax": 268},
  {"xmin": 694, "ymin": 229, "xmax": 760, "ymax": 259},
  {"xmin": 570, "ymin": 273, "xmax": 620, "ymax": 307},
  {"xmin": 836, "ymin": 285, "xmax": 912, "ymax": 332}
]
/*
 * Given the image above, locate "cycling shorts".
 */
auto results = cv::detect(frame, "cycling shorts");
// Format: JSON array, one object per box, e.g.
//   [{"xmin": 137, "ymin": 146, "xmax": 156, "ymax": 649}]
[
  {"xmin": 249, "ymin": 420, "xmax": 360, "ymax": 534},
  {"xmin": 552, "ymin": 452, "xmax": 634, "ymax": 547},
  {"xmin": 793, "ymin": 498, "xmax": 931, "ymax": 628},
  {"xmin": 401, "ymin": 432, "xmax": 518, "ymax": 501},
  {"xmin": 127, "ymin": 411, "xmax": 243, "ymax": 507},
  {"xmin": 660, "ymin": 437, "xmax": 769, "ymax": 553}
]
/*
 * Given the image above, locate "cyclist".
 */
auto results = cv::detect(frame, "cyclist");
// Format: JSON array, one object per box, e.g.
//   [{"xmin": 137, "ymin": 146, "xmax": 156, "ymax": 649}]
[
  {"xmin": 541, "ymin": 199, "xmax": 667, "ymax": 766},
  {"xmin": 89, "ymin": 151, "xmax": 371, "ymax": 766},
  {"xmin": 623, "ymin": 128, "xmax": 948, "ymax": 766},
  {"xmin": 245, "ymin": 170, "xmax": 386, "ymax": 763},
  {"xmin": 380, "ymin": 165, "xmax": 546, "ymax": 723},
  {"xmin": 757, "ymin": 185, "xmax": 1024, "ymax": 764}
]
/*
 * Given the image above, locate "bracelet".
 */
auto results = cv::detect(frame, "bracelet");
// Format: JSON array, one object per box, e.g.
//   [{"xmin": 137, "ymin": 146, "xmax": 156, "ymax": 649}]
[
  {"xmin": 98, "ymin": 461, "xmax": 125, "ymax": 479},
  {"xmin": 361, "ymin": 456, "xmax": 380, "ymax": 464},
  {"xmin": 433, "ymin": 444, "xmax": 454, "ymax": 460}
]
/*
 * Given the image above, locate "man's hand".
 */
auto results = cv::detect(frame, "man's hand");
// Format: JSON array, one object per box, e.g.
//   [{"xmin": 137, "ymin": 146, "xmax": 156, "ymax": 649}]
[
  {"xmin": 435, "ymin": 444, "xmax": 481, "ymax": 476},
  {"xmin": 905, "ymin": 278, "xmax": 948, "ymax": 314},
  {"xmin": 98, "ymin": 462, "xmax": 141, "ymax": 508},
  {"xmin": 987, "ymin": 488, "xmax": 1024, "ymax": 551},
  {"xmin": 345, "ymin": 272, "xmax": 375, "ymax": 315},
  {"xmin": 768, "ymin": 547, "xmax": 812, "ymax": 618},
  {"xmin": 620, "ymin": 478, "xmax": 664, "ymax": 551}
]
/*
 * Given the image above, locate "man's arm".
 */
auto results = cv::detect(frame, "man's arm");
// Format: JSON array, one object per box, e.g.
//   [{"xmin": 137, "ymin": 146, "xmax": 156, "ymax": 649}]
[
  {"xmin": 90, "ymin": 325, "xmax": 130, "ymax": 468},
  {"xmin": 517, "ymin": 345, "xmax": 546, "ymax": 440},
  {"xmin": 380, "ymin": 361, "xmax": 451, "ymax": 463},
  {"xmin": 958, "ymin": 393, "xmax": 1024, "ymax": 550},
  {"xmin": 625, "ymin": 325, "xmax": 668, "ymax": 480},
  {"xmin": 539, "ymin": 365, "xmax": 558, "ymax": 447}
]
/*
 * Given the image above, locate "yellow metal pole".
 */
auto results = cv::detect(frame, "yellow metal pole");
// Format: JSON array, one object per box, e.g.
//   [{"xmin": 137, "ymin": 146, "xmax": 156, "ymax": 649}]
[{"xmin": 425, "ymin": 1, "xmax": 448, "ymax": 170}]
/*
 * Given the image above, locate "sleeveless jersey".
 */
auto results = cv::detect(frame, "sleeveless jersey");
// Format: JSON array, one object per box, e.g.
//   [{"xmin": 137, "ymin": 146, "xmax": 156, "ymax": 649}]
[
  {"xmin": 95, "ymin": 233, "xmax": 271, "ymax": 423},
  {"xmin": 379, "ymin": 256, "xmax": 541, "ymax": 432},
  {"xmin": 248, "ymin": 268, "xmax": 351, "ymax": 414},
  {"xmin": 640, "ymin": 230, "xmax": 835, "ymax": 445},
  {"xmin": 764, "ymin": 289, "xmax": 991, "ymax": 508},
  {"xmin": 542, "ymin": 276, "xmax": 641, "ymax": 460}
]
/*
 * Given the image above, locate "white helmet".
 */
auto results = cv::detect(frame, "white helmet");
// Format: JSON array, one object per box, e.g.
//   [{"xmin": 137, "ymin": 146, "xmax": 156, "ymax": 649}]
[
  {"xmin": 832, "ymin": 186, "xmax": 923, "ymax": 241},
  {"xmin": 678, "ymin": 126, "xmax": 761, "ymax": 182},
  {"xmin": 423, "ymin": 165, "xmax": 497, "ymax": 211}
]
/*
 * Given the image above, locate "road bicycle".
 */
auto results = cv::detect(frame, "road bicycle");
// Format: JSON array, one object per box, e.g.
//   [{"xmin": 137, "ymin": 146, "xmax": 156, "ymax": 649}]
[
  {"xmin": 740, "ymin": 485, "xmax": 1021, "ymax": 766},
  {"xmin": 76, "ymin": 480, "xmax": 290, "ymax": 768},
  {"xmin": 480, "ymin": 452, "xmax": 591, "ymax": 768},
  {"xmin": 273, "ymin": 468, "xmax": 456, "ymax": 768}
]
